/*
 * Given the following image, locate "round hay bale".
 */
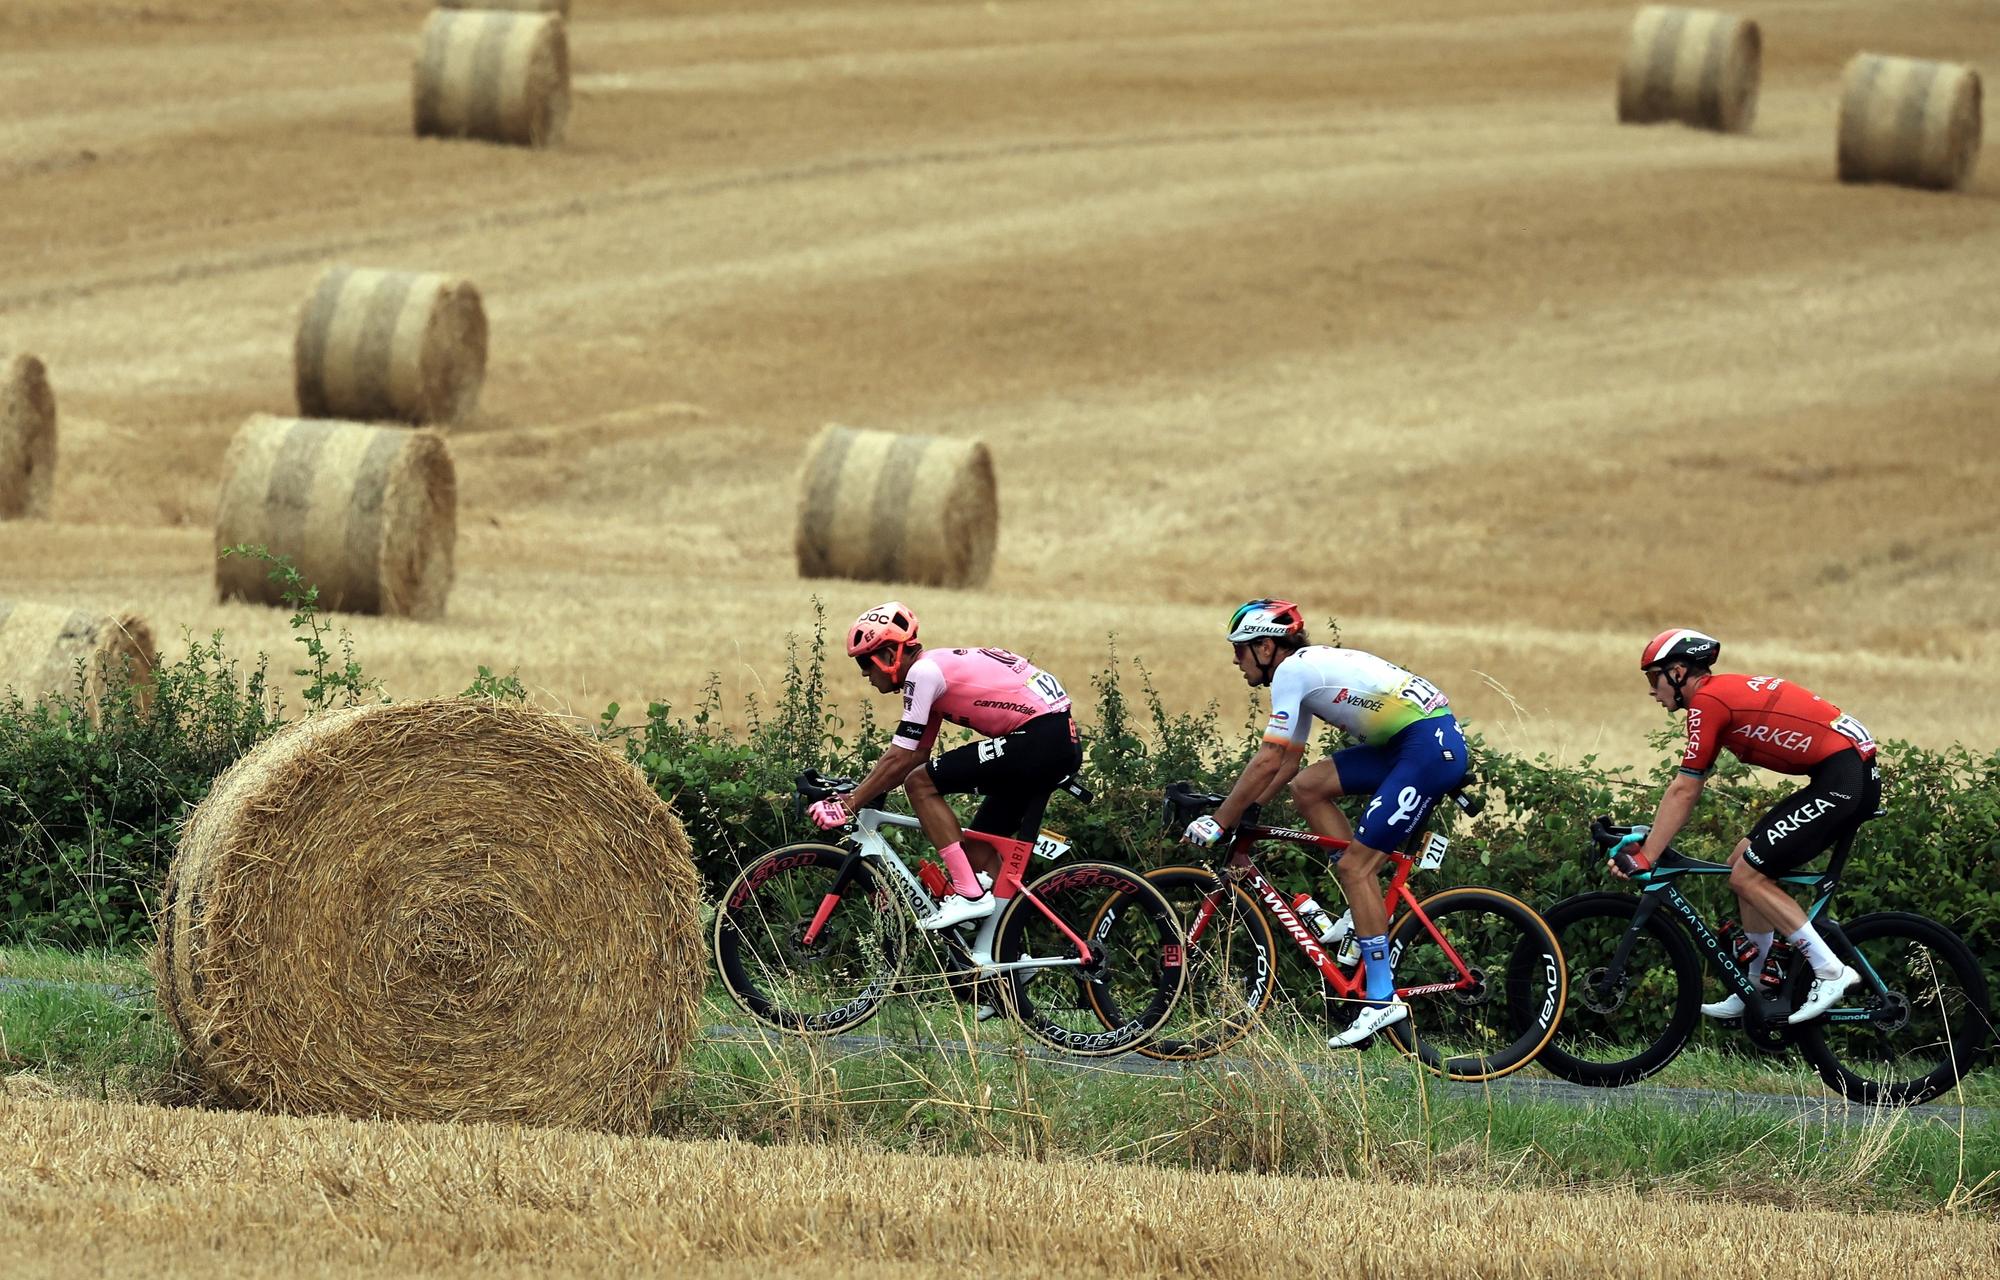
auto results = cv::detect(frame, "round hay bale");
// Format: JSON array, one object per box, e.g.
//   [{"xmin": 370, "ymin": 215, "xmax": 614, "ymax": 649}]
[
  {"xmin": 1616, "ymin": 6, "xmax": 1761, "ymax": 133},
  {"xmin": 150, "ymin": 699, "xmax": 704, "ymax": 1133},
  {"xmin": 1838, "ymin": 54, "xmax": 1982, "ymax": 192},
  {"xmin": 214, "ymin": 415, "xmax": 456, "ymax": 620},
  {"xmin": 413, "ymin": 9, "xmax": 570, "ymax": 149},
  {"xmin": 439, "ymin": 0, "xmax": 570, "ymax": 16},
  {"xmin": 794, "ymin": 424, "xmax": 998, "ymax": 588},
  {"xmin": 1, "ymin": 354, "xmax": 56, "ymax": 520},
  {"xmin": 0, "ymin": 600, "xmax": 155, "ymax": 719},
  {"xmin": 294, "ymin": 266, "xmax": 486, "ymax": 425}
]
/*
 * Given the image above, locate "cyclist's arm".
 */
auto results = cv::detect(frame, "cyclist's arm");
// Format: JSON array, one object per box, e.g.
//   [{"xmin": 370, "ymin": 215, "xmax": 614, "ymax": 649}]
[
  {"xmin": 1637, "ymin": 771, "xmax": 1705, "ymax": 862},
  {"xmin": 1215, "ymin": 740, "xmax": 1304, "ymax": 829},
  {"xmin": 848, "ymin": 742, "xmax": 927, "ymax": 813}
]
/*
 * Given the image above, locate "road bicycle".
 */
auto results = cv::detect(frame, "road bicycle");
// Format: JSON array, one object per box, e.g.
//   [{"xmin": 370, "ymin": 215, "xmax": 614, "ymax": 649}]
[
  {"xmin": 1130, "ymin": 782, "xmax": 1567, "ymax": 1081},
  {"xmin": 1537, "ymin": 816, "xmax": 1992, "ymax": 1105},
  {"xmin": 713, "ymin": 770, "xmax": 1186, "ymax": 1057}
]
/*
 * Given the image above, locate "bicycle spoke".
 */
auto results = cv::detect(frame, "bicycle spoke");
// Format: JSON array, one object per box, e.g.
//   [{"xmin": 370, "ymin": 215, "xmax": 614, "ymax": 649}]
[{"xmin": 715, "ymin": 850, "xmax": 904, "ymax": 1034}]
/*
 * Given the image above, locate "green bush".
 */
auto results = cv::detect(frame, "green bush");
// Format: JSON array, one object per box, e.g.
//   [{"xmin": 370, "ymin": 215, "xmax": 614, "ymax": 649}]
[{"xmin": 3, "ymin": 586, "xmax": 1995, "ymax": 993}]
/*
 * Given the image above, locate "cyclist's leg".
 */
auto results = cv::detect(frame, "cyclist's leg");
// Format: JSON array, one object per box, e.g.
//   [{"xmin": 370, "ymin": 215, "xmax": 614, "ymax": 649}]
[
  {"xmin": 920, "ymin": 713, "xmax": 1075, "ymax": 895},
  {"xmin": 1735, "ymin": 752, "xmax": 1877, "ymax": 1017}
]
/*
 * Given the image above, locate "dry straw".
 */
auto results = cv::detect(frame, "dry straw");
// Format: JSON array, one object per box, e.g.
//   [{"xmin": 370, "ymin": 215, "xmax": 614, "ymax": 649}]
[
  {"xmin": 0, "ymin": 600, "xmax": 155, "ymax": 718},
  {"xmin": 439, "ymin": 0, "xmax": 571, "ymax": 15},
  {"xmin": 214, "ymin": 415, "xmax": 457, "ymax": 619},
  {"xmin": 1838, "ymin": 54, "xmax": 1983, "ymax": 191},
  {"xmin": 1617, "ymin": 7, "xmax": 1761, "ymax": 133},
  {"xmin": 295, "ymin": 266, "xmax": 487, "ymax": 425},
  {"xmin": 795, "ymin": 424, "xmax": 998, "ymax": 587},
  {"xmin": 151, "ymin": 698, "xmax": 706, "ymax": 1134},
  {"xmin": 1, "ymin": 354, "xmax": 56, "ymax": 519},
  {"xmin": 414, "ymin": 8, "xmax": 570, "ymax": 148}
]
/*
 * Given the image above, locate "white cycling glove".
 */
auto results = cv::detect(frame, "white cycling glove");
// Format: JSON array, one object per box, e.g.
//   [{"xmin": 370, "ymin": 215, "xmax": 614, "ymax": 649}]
[{"xmin": 1182, "ymin": 815, "xmax": 1227, "ymax": 847}]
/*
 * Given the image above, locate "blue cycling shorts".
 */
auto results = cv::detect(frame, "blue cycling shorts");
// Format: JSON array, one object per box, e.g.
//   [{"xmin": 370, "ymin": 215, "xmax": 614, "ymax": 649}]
[{"xmin": 1332, "ymin": 713, "xmax": 1469, "ymax": 852}]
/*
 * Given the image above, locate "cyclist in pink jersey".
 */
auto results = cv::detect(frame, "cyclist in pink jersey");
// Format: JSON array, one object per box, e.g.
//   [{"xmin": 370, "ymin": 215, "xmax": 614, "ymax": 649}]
[
  {"xmin": 806, "ymin": 601, "xmax": 1081, "ymax": 931},
  {"xmin": 1610, "ymin": 629, "xmax": 1878, "ymax": 1023}
]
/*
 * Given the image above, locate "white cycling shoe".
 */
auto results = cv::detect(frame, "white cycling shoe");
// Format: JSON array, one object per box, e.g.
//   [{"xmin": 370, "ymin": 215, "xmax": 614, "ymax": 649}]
[
  {"xmin": 1701, "ymin": 993, "xmax": 1746, "ymax": 1020},
  {"xmin": 1787, "ymin": 965, "xmax": 1859, "ymax": 1024},
  {"xmin": 921, "ymin": 892, "xmax": 998, "ymax": 932},
  {"xmin": 1328, "ymin": 999, "xmax": 1409, "ymax": 1048}
]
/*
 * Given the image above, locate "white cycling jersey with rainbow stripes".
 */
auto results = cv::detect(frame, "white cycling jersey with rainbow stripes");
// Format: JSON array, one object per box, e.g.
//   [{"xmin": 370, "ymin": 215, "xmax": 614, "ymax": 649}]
[{"xmin": 1262, "ymin": 646, "xmax": 1452, "ymax": 749}]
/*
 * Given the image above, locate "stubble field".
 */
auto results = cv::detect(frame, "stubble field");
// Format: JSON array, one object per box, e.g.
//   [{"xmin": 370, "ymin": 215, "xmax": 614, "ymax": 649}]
[{"xmin": 2, "ymin": 0, "xmax": 1996, "ymax": 765}]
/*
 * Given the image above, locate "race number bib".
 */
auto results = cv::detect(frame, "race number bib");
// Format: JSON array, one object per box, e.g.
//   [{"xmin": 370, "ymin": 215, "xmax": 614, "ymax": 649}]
[
  {"xmin": 1033, "ymin": 831, "xmax": 1071, "ymax": 860},
  {"xmin": 1398, "ymin": 675, "xmax": 1448, "ymax": 713},
  {"xmin": 1028, "ymin": 670, "xmax": 1068, "ymax": 707},
  {"xmin": 1831, "ymin": 713, "xmax": 1874, "ymax": 752}
]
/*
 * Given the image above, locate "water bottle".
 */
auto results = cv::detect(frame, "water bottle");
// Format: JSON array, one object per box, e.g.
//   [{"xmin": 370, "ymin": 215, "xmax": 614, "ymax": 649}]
[
  {"xmin": 1290, "ymin": 893, "xmax": 1337, "ymax": 943},
  {"xmin": 1327, "ymin": 909, "xmax": 1360, "ymax": 966}
]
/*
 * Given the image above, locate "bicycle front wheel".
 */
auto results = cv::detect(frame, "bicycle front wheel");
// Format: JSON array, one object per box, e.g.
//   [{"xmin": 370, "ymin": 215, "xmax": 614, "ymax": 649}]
[
  {"xmin": 1133, "ymin": 865, "xmax": 1278, "ymax": 1061},
  {"xmin": 1794, "ymin": 911, "xmax": 1994, "ymax": 1106},
  {"xmin": 713, "ymin": 844, "xmax": 906, "ymax": 1035},
  {"xmin": 998, "ymin": 861, "xmax": 1185, "ymax": 1057},
  {"xmin": 1534, "ymin": 891, "xmax": 1703, "ymax": 1087},
  {"xmin": 1381, "ymin": 886, "xmax": 1566, "ymax": 1082}
]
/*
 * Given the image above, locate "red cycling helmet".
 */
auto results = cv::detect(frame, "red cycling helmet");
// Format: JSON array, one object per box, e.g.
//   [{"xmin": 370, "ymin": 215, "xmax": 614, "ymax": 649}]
[
  {"xmin": 1639, "ymin": 628, "xmax": 1720, "ymax": 672},
  {"xmin": 848, "ymin": 601, "xmax": 919, "ymax": 676},
  {"xmin": 1640, "ymin": 628, "xmax": 1719, "ymax": 709}
]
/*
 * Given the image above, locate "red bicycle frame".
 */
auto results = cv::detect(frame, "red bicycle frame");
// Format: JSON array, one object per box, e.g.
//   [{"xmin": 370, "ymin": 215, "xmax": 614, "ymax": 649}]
[{"xmin": 1189, "ymin": 821, "xmax": 1479, "ymax": 1001}]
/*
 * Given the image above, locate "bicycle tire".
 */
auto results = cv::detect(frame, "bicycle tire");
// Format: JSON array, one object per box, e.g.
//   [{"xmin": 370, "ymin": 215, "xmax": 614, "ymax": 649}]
[
  {"xmin": 1131, "ymin": 865, "xmax": 1279, "ymax": 1061},
  {"xmin": 1380, "ymin": 886, "xmax": 1567, "ymax": 1082},
  {"xmin": 1000, "ymin": 860, "xmax": 1185, "ymax": 1057},
  {"xmin": 1793, "ymin": 910, "xmax": 1995, "ymax": 1106},
  {"xmin": 713, "ymin": 843, "xmax": 906, "ymax": 1035},
  {"xmin": 1532, "ymin": 891, "xmax": 1703, "ymax": 1087}
]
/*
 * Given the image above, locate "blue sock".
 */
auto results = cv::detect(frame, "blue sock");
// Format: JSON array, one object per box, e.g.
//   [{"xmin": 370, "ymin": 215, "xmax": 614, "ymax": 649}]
[{"xmin": 1359, "ymin": 934, "xmax": 1393, "ymax": 1003}]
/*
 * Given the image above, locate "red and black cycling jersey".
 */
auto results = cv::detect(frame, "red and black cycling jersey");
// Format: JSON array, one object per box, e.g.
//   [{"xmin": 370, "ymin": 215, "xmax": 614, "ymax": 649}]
[{"xmin": 1681, "ymin": 673, "xmax": 1875, "ymax": 776}]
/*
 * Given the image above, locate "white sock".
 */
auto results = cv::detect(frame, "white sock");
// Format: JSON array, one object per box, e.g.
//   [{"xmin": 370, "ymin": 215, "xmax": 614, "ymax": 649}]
[
  {"xmin": 1787, "ymin": 923, "xmax": 1842, "ymax": 979},
  {"xmin": 1747, "ymin": 930, "xmax": 1775, "ymax": 977}
]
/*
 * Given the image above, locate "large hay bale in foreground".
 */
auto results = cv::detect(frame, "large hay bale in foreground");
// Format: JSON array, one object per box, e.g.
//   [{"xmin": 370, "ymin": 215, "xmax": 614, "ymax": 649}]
[
  {"xmin": 1, "ymin": 354, "xmax": 56, "ymax": 519},
  {"xmin": 1617, "ymin": 6, "xmax": 1761, "ymax": 133},
  {"xmin": 795, "ymin": 424, "xmax": 997, "ymax": 588},
  {"xmin": 414, "ymin": 9, "xmax": 570, "ymax": 148},
  {"xmin": 439, "ymin": 0, "xmax": 570, "ymax": 15},
  {"xmin": 0, "ymin": 600, "xmax": 155, "ymax": 718},
  {"xmin": 152, "ymin": 699, "xmax": 705, "ymax": 1133},
  {"xmin": 295, "ymin": 266, "xmax": 486, "ymax": 425},
  {"xmin": 214, "ymin": 415, "xmax": 456, "ymax": 619},
  {"xmin": 1838, "ymin": 54, "xmax": 1983, "ymax": 191}
]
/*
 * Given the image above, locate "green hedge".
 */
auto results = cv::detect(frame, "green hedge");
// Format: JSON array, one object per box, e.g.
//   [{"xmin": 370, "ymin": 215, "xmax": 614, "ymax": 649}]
[{"xmin": 3, "ymin": 593, "xmax": 1996, "ymax": 989}]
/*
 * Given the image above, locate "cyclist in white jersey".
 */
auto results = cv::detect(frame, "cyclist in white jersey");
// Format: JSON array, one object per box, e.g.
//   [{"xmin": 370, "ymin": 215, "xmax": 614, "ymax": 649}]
[{"xmin": 1181, "ymin": 600, "xmax": 1468, "ymax": 1047}]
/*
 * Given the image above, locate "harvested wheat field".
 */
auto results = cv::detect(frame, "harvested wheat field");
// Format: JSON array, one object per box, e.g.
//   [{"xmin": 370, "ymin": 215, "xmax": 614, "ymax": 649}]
[
  {"xmin": 1, "ymin": 0, "xmax": 1997, "ymax": 765},
  {"xmin": 0, "ymin": 1092, "xmax": 1994, "ymax": 1280}
]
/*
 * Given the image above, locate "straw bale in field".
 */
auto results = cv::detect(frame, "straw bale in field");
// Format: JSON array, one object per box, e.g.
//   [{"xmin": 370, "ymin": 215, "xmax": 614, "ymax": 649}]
[
  {"xmin": 1838, "ymin": 54, "xmax": 1983, "ymax": 191},
  {"xmin": 1617, "ymin": 7, "xmax": 1761, "ymax": 133},
  {"xmin": 795, "ymin": 424, "xmax": 997, "ymax": 587},
  {"xmin": 440, "ymin": 0, "xmax": 570, "ymax": 15},
  {"xmin": 295, "ymin": 266, "xmax": 486, "ymax": 425},
  {"xmin": 1, "ymin": 354, "xmax": 56, "ymax": 520},
  {"xmin": 414, "ymin": 8, "xmax": 570, "ymax": 148},
  {"xmin": 0, "ymin": 600, "xmax": 155, "ymax": 718},
  {"xmin": 152, "ymin": 698, "xmax": 705, "ymax": 1133},
  {"xmin": 214, "ymin": 415, "xmax": 456, "ymax": 619}
]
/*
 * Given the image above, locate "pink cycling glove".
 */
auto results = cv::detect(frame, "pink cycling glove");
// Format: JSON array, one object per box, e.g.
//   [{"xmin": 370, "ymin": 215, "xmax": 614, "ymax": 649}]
[{"xmin": 807, "ymin": 798, "xmax": 850, "ymax": 831}]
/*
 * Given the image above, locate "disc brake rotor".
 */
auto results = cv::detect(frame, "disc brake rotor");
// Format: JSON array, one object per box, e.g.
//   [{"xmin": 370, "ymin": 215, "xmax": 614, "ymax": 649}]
[{"xmin": 1580, "ymin": 967, "xmax": 1627, "ymax": 1014}]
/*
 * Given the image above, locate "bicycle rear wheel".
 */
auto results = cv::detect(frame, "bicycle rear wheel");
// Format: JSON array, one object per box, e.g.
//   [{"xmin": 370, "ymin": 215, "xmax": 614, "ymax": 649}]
[
  {"xmin": 1381, "ymin": 886, "xmax": 1566, "ymax": 1082},
  {"xmin": 1000, "ymin": 861, "xmax": 1185, "ymax": 1057},
  {"xmin": 1534, "ymin": 891, "xmax": 1703, "ymax": 1087},
  {"xmin": 1132, "ymin": 865, "xmax": 1278, "ymax": 1061},
  {"xmin": 713, "ymin": 844, "xmax": 906, "ymax": 1035},
  {"xmin": 1794, "ymin": 911, "xmax": 1994, "ymax": 1106}
]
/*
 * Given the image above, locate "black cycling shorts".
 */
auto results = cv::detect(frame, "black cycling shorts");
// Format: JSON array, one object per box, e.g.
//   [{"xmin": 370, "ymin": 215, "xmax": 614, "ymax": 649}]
[
  {"xmin": 1742, "ymin": 748, "xmax": 1882, "ymax": 874},
  {"xmin": 926, "ymin": 712, "xmax": 1082, "ymax": 841}
]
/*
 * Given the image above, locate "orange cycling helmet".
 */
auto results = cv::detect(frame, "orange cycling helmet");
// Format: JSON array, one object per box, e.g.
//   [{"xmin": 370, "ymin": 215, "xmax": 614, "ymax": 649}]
[{"xmin": 848, "ymin": 601, "xmax": 919, "ymax": 676}]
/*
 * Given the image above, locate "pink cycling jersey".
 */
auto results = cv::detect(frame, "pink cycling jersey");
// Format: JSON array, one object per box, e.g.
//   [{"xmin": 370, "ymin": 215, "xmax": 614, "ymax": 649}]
[{"xmin": 891, "ymin": 648, "xmax": 1072, "ymax": 753}]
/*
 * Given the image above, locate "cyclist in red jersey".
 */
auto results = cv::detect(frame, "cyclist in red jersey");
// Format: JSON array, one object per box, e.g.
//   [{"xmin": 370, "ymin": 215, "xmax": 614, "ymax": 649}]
[
  {"xmin": 1611, "ymin": 630, "xmax": 1879, "ymax": 1023},
  {"xmin": 807, "ymin": 601, "xmax": 1082, "ymax": 932}
]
